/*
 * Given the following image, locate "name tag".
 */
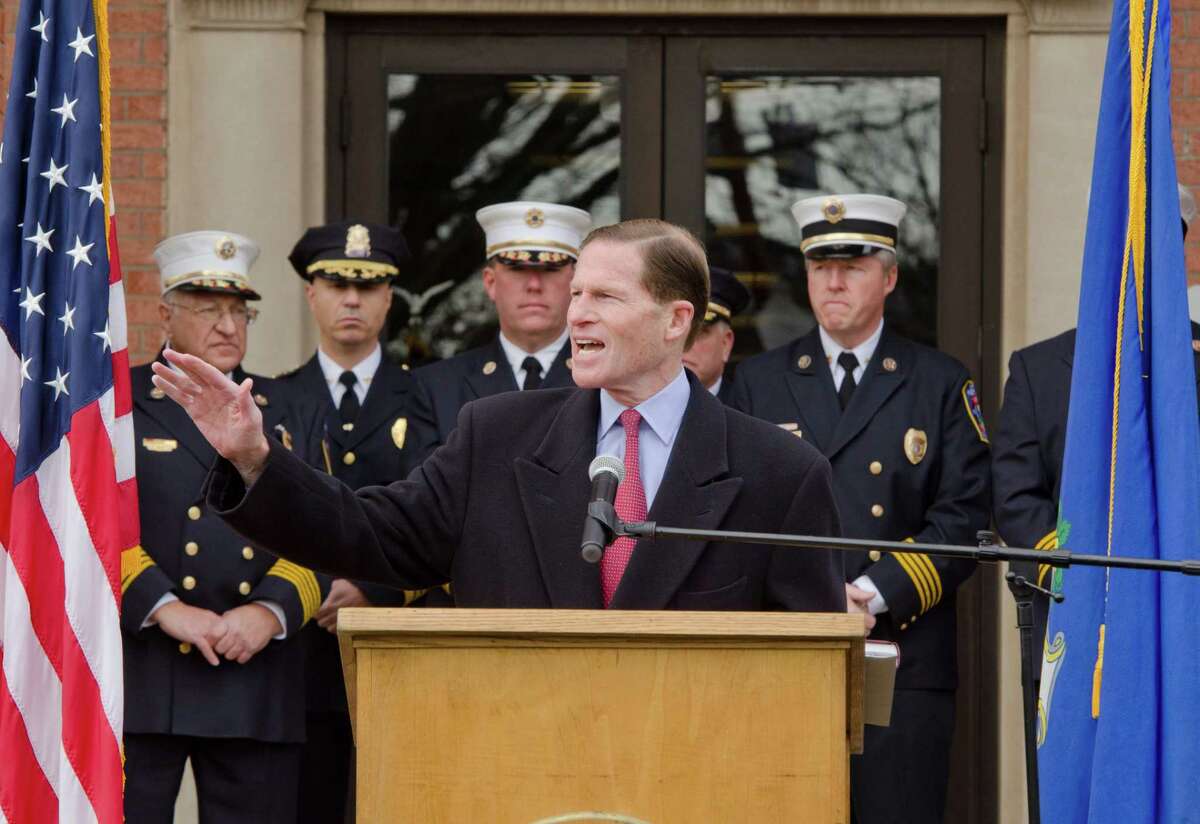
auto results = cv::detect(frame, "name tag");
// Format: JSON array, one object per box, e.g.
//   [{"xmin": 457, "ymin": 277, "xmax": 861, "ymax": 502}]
[{"xmin": 141, "ymin": 437, "xmax": 178, "ymax": 453}]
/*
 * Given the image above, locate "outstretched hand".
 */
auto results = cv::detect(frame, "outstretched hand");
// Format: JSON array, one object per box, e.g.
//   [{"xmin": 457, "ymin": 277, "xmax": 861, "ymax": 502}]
[{"xmin": 151, "ymin": 348, "xmax": 271, "ymax": 482}]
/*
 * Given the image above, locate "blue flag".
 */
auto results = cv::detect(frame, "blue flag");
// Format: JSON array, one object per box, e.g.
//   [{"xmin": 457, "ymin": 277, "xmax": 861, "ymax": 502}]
[{"xmin": 1036, "ymin": 0, "xmax": 1200, "ymax": 818}]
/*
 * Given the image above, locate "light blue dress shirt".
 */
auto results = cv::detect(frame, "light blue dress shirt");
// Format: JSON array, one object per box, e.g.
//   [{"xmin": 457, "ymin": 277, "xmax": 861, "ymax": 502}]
[{"xmin": 595, "ymin": 368, "xmax": 691, "ymax": 510}]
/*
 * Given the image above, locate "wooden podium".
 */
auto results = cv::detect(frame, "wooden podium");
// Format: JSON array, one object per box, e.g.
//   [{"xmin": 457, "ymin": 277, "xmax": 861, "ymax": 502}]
[{"xmin": 338, "ymin": 609, "xmax": 865, "ymax": 823}]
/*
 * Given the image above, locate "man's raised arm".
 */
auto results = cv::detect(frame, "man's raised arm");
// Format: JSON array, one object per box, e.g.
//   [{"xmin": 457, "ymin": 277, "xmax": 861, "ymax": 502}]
[
  {"xmin": 152, "ymin": 348, "xmax": 271, "ymax": 483},
  {"xmin": 152, "ymin": 348, "xmax": 460, "ymax": 592}
]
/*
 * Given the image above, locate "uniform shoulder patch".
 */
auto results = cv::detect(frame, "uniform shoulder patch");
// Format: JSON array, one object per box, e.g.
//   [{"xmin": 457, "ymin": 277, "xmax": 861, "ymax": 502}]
[{"xmin": 961, "ymin": 379, "xmax": 989, "ymax": 444}]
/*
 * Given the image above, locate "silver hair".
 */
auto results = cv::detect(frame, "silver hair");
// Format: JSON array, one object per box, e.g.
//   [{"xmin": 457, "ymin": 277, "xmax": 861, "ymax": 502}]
[{"xmin": 873, "ymin": 248, "xmax": 898, "ymax": 269}]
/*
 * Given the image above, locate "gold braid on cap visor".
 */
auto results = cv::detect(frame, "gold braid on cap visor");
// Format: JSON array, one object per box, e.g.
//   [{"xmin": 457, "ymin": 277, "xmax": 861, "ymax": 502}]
[
  {"xmin": 703, "ymin": 303, "xmax": 733, "ymax": 323},
  {"xmin": 306, "ymin": 259, "xmax": 399, "ymax": 279},
  {"xmin": 799, "ymin": 232, "xmax": 896, "ymax": 252}
]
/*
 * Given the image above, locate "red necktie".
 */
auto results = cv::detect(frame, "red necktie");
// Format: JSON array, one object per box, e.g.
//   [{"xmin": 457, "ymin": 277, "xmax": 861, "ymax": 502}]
[{"xmin": 601, "ymin": 409, "xmax": 647, "ymax": 607}]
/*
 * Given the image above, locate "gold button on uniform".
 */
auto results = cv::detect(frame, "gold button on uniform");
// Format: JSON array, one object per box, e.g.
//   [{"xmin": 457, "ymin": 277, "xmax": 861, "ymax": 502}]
[
  {"xmin": 184, "ymin": 541, "xmax": 199, "ymax": 556},
  {"xmin": 868, "ymin": 550, "xmax": 881, "ymax": 562},
  {"xmin": 900, "ymin": 623, "xmax": 908, "ymax": 631},
  {"xmin": 871, "ymin": 504, "xmax": 884, "ymax": 518},
  {"xmin": 182, "ymin": 575, "xmax": 197, "ymax": 590},
  {"xmin": 238, "ymin": 581, "xmax": 251, "ymax": 596},
  {"xmin": 187, "ymin": 505, "xmax": 201, "ymax": 521},
  {"xmin": 242, "ymin": 546, "xmax": 255, "ymax": 560},
  {"xmin": 178, "ymin": 642, "xmax": 192, "ymax": 654},
  {"xmin": 869, "ymin": 461, "xmax": 883, "ymax": 475},
  {"xmin": 343, "ymin": 451, "xmax": 356, "ymax": 466}
]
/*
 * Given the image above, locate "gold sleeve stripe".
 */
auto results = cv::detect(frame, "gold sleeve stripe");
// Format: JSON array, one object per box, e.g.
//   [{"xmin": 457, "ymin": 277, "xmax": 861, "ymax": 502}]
[
  {"xmin": 267, "ymin": 566, "xmax": 320, "ymax": 625},
  {"xmin": 402, "ymin": 588, "xmax": 430, "ymax": 606},
  {"xmin": 893, "ymin": 552, "xmax": 932, "ymax": 613},
  {"xmin": 1035, "ymin": 529, "xmax": 1059, "ymax": 550},
  {"xmin": 266, "ymin": 559, "xmax": 322, "ymax": 625},
  {"xmin": 912, "ymin": 552, "xmax": 943, "ymax": 610},
  {"xmin": 1037, "ymin": 564, "xmax": 1051, "ymax": 588},
  {"xmin": 1035, "ymin": 530, "xmax": 1058, "ymax": 588},
  {"xmin": 895, "ymin": 553, "xmax": 931, "ymax": 612},
  {"xmin": 270, "ymin": 562, "xmax": 322, "ymax": 624},
  {"xmin": 120, "ymin": 546, "xmax": 156, "ymax": 595}
]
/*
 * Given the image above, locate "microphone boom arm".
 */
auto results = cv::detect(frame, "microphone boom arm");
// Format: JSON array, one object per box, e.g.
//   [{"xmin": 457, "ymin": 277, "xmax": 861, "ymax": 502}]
[{"xmin": 614, "ymin": 521, "xmax": 1200, "ymax": 577}]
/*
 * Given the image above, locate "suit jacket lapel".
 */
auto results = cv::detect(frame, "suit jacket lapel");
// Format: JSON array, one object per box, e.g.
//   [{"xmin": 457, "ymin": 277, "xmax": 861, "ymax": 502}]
[
  {"xmin": 783, "ymin": 330, "xmax": 840, "ymax": 451},
  {"xmin": 1061, "ymin": 329, "xmax": 1076, "ymax": 369},
  {"xmin": 464, "ymin": 338, "xmax": 519, "ymax": 400},
  {"xmin": 513, "ymin": 388, "xmax": 604, "ymax": 608},
  {"xmin": 542, "ymin": 339, "xmax": 576, "ymax": 389},
  {"xmin": 609, "ymin": 375, "xmax": 743, "ymax": 610},
  {"xmin": 827, "ymin": 328, "xmax": 907, "ymax": 460},
  {"xmin": 344, "ymin": 359, "xmax": 409, "ymax": 450}
]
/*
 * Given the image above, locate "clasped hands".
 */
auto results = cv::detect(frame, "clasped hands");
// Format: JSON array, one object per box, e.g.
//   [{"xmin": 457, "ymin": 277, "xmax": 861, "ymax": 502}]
[{"xmin": 152, "ymin": 600, "xmax": 282, "ymax": 666}]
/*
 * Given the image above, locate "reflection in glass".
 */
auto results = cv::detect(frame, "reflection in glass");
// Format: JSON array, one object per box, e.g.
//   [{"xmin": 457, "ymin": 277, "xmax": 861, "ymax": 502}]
[
  {"xmin": 705, "ymin": 76, "xmax": 941, "ymax": 357},
  {"xmin": 386, "ymin": 74, "xmax": 621, "ymax": 362}
]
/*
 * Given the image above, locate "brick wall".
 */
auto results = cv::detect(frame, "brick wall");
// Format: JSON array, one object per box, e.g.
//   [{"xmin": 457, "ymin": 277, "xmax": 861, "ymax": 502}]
[
  {"xmin": 0, "ymin": 0, "xmax": 167, "ymax": 364},
  {"xmin": 1173, "ymin": 0, "xmax": 1200, "ymax": 284}
]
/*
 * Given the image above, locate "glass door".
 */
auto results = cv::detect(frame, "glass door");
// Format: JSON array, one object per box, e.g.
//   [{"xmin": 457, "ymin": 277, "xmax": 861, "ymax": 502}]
[
  {"xmin": 660, "ymin": 34, "xmax": 1001, "ymax": 824},
  {"xmin": 331, "ymin": 19, "xmax": 1003, "ymax": 823},
  {"xmin": 664, "ymin": 35, "xmax": 988, "ymax": 375},
  {"xmin": 328, "ymin": 31, "xmax": 662, "ymax": 360}
]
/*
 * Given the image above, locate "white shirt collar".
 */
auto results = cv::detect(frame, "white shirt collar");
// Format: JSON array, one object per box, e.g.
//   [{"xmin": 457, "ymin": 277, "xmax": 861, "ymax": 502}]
[
  {"xmin": 498, "ymin": 327, "xmax": 569, "ymax": 380},
  {"xmin": 598, "ymin": 368, "xmax": 691, "ymax": 447},
  {"xmin": 707, "ymin": 375, "xmax": 723, "ymax": 397},
  {"xmin": 317, "ymin": 344, "xmax": 382, "ymax": 391},
  {"xmin": 818, "ymin": 320, "xmax": 884, "ymax": 373}
]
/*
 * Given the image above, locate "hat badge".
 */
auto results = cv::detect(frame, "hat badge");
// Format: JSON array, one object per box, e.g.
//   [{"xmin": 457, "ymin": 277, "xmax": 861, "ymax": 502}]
[
  {"xmin": 345, "ymin": 224, "xmax": 372, "ymax": 259},
  {"xmin": 822, "ymin": 198, "xmax": 847, "ymax": 225},
  {"xmin": 215, "ymin": 237, "xmax": 237, "ymax": 260},
  {"xmin": 525, "ymin": 208, "xmax": 545, "ymax": 229}
]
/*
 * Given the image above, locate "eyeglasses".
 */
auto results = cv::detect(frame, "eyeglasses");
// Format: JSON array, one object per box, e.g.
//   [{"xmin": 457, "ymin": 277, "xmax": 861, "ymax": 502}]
[{"xmin": 168, "ymin": 302, "xmax": 260, "ymax": 327}]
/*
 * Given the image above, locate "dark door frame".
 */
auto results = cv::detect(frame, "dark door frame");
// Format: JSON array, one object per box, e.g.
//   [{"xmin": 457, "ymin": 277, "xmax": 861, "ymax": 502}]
[
  {"xmin": 327, "ymin": 17, "xmax": 1006, "ymax": 824},
  {"xmin": 325, "ymin": 27, "xmax": 665, "ymax": 224}
]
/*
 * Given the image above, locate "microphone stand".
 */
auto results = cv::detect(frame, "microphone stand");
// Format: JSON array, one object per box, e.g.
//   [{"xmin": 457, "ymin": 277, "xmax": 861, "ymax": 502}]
[
  {"xmin": 587, "ymin": 505, "xmax": 1200, "ymax": 576},
  {"xmin": 1004, "ymin": 563, "xmax": 1060, "ymax": 824},
  {"xmin": 583, "ymin": 503, "xmax": 1200, "ymax": 824}
]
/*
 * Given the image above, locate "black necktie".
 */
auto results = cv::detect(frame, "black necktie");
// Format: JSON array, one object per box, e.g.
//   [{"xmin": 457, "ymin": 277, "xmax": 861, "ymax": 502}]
[
  {"xmin": 836, "ymin": 352, "xmax": 859, "ymax": 411},
  {"xmin": 338, "ymin": 370, "xmax": 360, "ymax": 424},
  {"xmin": 521, "ymin": 356, "xmax": 543, "ymax": 391}
]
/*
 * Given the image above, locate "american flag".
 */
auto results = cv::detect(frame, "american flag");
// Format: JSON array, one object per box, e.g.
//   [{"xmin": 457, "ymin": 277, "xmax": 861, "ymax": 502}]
[{"xmin": 0, "ymin": 0, "xmax": 134, "ymax": 819}]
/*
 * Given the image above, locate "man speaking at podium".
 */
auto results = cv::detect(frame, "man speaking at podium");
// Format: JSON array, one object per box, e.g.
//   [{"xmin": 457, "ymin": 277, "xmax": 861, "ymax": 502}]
[{"xmin": 151, "ymin": 219, "xmax": 846, "ymax": 614}]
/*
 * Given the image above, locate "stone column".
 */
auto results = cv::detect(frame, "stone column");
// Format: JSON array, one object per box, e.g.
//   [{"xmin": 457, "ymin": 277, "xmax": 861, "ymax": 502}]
[
  {"xmin": 168, "ymin": 0, "xmax": 321, "ymax": 376},
  {"xmin": 999, "ymin": 2, "xmax": 1108, "ymax": 821}
]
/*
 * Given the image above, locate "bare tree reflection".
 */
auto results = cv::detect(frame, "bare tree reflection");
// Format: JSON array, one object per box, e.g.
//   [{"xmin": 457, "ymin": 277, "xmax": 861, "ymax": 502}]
[
  {"xmin": 386, "ymin": 74, "xmax": 620, "ymax": 363},
  {"xmin": 705, "ymin": 76, "xmax": 941, "ymax": 355}
]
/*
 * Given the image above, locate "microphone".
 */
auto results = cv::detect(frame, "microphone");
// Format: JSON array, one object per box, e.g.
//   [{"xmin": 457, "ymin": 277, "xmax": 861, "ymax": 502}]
[{"xmin": 581, "ymin": 455, "xmax": 625, "ymax": 563}]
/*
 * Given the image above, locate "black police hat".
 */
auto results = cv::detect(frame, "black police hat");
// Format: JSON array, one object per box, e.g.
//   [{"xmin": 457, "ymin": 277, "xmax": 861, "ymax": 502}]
[
  {"xmin": 288, "ymin": 222, "xmax": 409, "ymax": 284},
  {"xmin": 705, "ymin": 266, "xmax": 751, "ymax": 324}
]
